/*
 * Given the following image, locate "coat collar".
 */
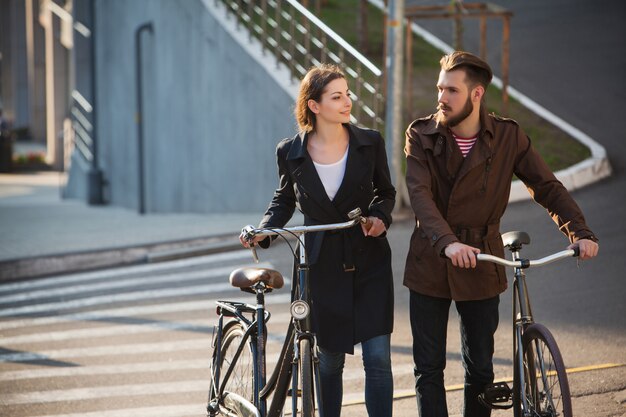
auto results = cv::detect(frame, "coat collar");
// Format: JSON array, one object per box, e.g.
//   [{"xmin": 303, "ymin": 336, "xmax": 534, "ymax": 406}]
[
  {"xmin": 413, "ymin": 107, "xmax": 496, "ymax": 180},
  {"xmin": 287, "ymin": 124, "xmax": 371, "ymax": 161},
  {"xmin": 419, "ymin": 105, "xmax": 495, "ymax": 139}
]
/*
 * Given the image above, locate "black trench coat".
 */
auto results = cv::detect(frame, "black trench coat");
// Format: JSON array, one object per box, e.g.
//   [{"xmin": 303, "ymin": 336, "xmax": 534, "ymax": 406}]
[{"xmin": 259, "ymin": 124, "xmax": 396, "ymax": 354}]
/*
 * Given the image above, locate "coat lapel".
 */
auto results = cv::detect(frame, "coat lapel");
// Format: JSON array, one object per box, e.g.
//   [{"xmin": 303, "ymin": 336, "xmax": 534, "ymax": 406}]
[
  {"xmin": 331, "ymin": 125, "xmax": 371, "ymax": 210},
  {"xmin": 288, "ymin": 132, "xmax": 343, "ymax": 221}
]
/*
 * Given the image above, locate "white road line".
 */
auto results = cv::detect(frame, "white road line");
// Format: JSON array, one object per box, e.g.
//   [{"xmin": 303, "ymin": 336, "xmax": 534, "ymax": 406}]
[
  {"xmin": 2, "ymin": 312, "xmax": 293, "ymax": 345},
  {"xmin": 0, "ymin": 266, "xmax": 285, "ymax": 317},
  {"xmin": 0, "ymin": 249, "xmax": 254, "ymax": 294},
  {"xmin": 0, "ymin": 359, "xmax": 209, "ymax": 381},
  {"xmin": 28, "ymin": 404, "xmax": 203, "ymax": 417},
  {"xmin": 0, "ymin": 338, "xmax": 212, "ymax": 362},
  {"xmin": 0, "ymin": 293, "xmax": 292, "ymax": 331},
  {"xmin": 0, "ymin": 261, "xmax": 272, "ymax": 304},
  {"xmin": 1, "ymin": 380, "xmax": 208, "ymax": 405}
]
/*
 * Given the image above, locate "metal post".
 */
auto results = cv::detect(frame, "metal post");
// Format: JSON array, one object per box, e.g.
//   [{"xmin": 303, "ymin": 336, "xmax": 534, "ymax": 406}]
[
  {"xmin": 501, "ymin": 14, "xmax": 510, "ymax": 115},
  {"xmin": 135, "ymin": 22, "xmax": 153, "ymax": 215},
  {"xmin": 384, "ymin": 0, "xmax": 406, "ymax": 208},
  {"xmin": 88, "ymin": 0, "xmax": 104, "ymax": 205}
]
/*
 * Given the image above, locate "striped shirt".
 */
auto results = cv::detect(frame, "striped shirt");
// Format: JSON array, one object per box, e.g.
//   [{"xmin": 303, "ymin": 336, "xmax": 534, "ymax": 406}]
[{"xmin": 451, "ymin": 132, "xmax": 478, "ymax": 157}]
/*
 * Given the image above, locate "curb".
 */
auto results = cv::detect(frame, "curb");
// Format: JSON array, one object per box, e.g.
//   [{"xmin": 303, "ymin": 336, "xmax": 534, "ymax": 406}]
[{"xmin": 0, "ymin": 234, "xmax": 240, "ymax": 282}]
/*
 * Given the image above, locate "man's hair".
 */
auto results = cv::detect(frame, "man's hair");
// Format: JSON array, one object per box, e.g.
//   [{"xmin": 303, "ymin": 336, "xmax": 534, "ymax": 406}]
[
  {"xmin": 294, "ymin": 64, "xmax": 346, "ymax": 133},
  {"xmin": 440, "ymin": 51, "xmax": 493, "ymax": 91}
]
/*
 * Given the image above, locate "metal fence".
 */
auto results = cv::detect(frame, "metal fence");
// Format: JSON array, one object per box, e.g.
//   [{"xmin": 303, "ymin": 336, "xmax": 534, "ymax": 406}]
[{"xmin": 219, "ymin": 0, "xmax": 385, "ymax": 130}]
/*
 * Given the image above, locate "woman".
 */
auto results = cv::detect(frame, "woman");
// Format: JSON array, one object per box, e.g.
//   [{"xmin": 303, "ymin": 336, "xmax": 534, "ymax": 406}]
[{"xmin": 241, "ymin": 64, "xmax": 395, "ymax": 417}]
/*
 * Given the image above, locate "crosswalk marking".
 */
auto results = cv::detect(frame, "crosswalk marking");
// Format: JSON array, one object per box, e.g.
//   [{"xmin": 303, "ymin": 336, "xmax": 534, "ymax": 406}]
[
  {"xmin": 0, "ymin": 265, "xmax": 291, "ymax": 317},
  {"xmin": 0, "ymin": 264, "xmax": 257, "ymax": 304},
  {"xmin": 1, "ymin": 249, "xmax": 380, "ymax": 416},
  {"xmin": 0, "ymin": 249, "xmax": 255, "ymax": 294},
  {"xmin": 29, "ymin": 404, "xmax": 202, "ymax": 417},
  {"xmin": 2, "ymin": 380, "xmax": 209, "ymax": 405},
  {"xmin": 1, "ymin": 312, "xmax": 294, "ymax": 345},
  {"xmin": 0, "ymin": 293, "xmax": 291, "ymax": 331}
]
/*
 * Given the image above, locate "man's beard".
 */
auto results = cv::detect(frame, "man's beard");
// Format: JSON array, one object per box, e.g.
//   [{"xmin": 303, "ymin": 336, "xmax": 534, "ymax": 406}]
[{"xmin": 436, "ymin": 95, "xmax": 474, "ymax": 127}]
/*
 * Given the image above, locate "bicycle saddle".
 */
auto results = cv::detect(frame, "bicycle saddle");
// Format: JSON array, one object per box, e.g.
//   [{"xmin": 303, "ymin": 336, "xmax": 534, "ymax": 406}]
[
  {"xmin": 501, "ymin": 231, "xmax": 530, "ymax": 251},
  {"xmin": 229, "ymin": 267, "xmax": 285, "ymax": 290}
]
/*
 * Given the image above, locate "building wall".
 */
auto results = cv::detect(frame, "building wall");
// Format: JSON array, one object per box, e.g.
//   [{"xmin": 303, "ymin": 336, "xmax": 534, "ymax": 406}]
[{"xmin": 67, "ymin": 0, "xmax": 298, "ymax": 213}]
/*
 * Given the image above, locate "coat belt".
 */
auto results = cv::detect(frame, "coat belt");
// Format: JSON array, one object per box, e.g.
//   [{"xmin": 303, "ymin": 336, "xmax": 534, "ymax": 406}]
[{"xmin": 454, "ymin": 223, "xmax": 500, "ymax": 244}]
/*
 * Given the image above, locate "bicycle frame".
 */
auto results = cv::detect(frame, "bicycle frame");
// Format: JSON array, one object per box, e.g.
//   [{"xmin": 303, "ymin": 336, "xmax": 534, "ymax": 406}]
[
  {"xmin": 209, "ymin": 215, "xmax": 363, "ymax": 417},
  {"xmin": 477, "ymin": 234, "xmax": 577, "ymax": 416},
  {"xmin": 508, "ymin": 246, "xmax": 535, "ymax": 413}
]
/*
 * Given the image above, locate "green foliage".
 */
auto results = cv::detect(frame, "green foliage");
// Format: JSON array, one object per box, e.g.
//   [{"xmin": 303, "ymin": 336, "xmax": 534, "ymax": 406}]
[{"xmin": 309, "ymin": 0, "xmax": 591, "ymax": 171}]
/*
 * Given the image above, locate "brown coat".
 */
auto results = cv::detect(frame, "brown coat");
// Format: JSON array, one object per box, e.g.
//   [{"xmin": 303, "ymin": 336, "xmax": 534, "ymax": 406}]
[{"xmin": 404, "ymin": 108, "xmax": 596, "ymax": 301}]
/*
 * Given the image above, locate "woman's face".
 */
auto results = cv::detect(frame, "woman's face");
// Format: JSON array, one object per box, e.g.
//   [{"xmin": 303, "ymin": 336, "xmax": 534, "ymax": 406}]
[{"xmin": 309, "ymin": 77, "xmax": 352, "ymax": 126}]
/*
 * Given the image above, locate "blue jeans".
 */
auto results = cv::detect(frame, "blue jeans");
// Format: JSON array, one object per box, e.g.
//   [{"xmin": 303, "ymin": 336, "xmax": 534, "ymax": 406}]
[
  {"xmin": 410, "ymin": 290, "xmax": 499, "ymax": 417},
  {"xmin": 318, "ymin": 334, "xmax": 393, "ymax": 417}
]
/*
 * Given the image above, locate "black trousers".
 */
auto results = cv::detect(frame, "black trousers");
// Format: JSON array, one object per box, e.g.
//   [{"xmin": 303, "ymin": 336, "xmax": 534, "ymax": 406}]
[{"xmin": 410, "ymin": 290, "xmax": 500, "ymax": 417}]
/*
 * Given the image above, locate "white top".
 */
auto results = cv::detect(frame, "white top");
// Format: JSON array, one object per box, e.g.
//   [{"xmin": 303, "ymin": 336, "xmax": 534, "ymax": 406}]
[{"xmin": 313, "ymin": 146, "xmax": 349, "ymax": 200}]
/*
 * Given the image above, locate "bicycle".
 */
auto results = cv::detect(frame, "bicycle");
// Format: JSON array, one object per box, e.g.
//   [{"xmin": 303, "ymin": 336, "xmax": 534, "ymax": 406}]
[
  {"xmin": 206, "ymin": 208, "xmax": 369, "ymax": 417},
  {"xmin": 476, "ymin": 230, "xmax": 577, "ymax": 417}
]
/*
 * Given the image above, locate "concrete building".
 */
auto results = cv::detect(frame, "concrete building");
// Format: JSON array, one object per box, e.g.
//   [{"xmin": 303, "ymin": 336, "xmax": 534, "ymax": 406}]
[{"xmin": 2, "ymin": 0, "xmax": 299, "ymax": 214}]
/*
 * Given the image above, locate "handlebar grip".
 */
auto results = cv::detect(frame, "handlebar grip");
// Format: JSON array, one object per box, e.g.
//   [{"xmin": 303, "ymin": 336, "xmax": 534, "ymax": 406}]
[{"xmin": 572, "ymin": 246, "xmax": 580, "ymax": 257}]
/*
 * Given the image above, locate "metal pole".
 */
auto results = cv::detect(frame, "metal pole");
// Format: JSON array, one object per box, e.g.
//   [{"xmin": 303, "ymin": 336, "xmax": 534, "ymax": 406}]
[
  {"xmin": 135, "ymin": 22, "xmax": 153, "ymax": 215},
  {"xmin": 384, "ymin": 0, "xmax": 407, "ymax": 208},
  {"xmin": 88, "ymin": 0, "xmax": 104, "ymax": 204}
]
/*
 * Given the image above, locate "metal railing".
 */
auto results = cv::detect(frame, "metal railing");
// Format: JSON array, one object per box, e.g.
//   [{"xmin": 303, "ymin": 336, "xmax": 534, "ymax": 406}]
[
  {"xmin": 219, "ymin": 0, "xmax": 384, "ymax": 130},
  {"xmin": 70, "ymin": 90, "xmax": 94, "ymax": 163}
]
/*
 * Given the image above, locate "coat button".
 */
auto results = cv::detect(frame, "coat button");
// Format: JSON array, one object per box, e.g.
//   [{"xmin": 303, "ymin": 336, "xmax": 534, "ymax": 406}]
[{"xmin": 432, "ymin": 234, "xmax": 437, "ymax": 241}]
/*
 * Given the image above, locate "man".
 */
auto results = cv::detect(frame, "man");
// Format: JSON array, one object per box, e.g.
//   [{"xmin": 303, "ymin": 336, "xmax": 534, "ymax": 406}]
[{"xmin": 403, "ymin": 51, "xmax": 599, "ymax": 417}]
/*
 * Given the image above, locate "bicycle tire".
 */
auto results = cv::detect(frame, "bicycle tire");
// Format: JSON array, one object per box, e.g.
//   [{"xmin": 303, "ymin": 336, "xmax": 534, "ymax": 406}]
[
  {"xmin": 298, "ymin": 338, "xmax": 315, "ymax": 417},
  {"xmin": 514, "ymin": 323, "xmax": 572, "ymax": 417},
  {"xmin": 208, "ymin": 321, "xmax": 255, "ymax": 416}
]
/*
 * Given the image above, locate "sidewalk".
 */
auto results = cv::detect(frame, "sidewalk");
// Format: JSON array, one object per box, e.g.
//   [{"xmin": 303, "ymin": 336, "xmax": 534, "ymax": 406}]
[{"xmin": 0, "ymin": 171, "xmax": 274, "ymax": 281}]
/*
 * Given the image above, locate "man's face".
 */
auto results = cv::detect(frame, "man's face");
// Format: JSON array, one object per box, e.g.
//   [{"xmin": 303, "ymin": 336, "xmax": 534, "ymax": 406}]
[{"xmin": 435, "ymin": 69, "xmax": 474, "ymax": 127}]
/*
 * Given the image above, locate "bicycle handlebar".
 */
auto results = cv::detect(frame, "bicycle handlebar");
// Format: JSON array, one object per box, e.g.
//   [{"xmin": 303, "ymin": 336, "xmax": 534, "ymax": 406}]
[
  {"xmin": 241, "ymin": 208, "xmax": 368, "ymax": 263},
  {"xmin": 476, "ymin": 247, "xmax": 579, "ymax": 269}
]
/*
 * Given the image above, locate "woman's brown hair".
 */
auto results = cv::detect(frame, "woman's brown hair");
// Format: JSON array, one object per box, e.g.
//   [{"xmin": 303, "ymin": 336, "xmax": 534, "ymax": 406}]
[{"xmin": 294, "ymin": 64, "xmax": 346, "ymax": 133}]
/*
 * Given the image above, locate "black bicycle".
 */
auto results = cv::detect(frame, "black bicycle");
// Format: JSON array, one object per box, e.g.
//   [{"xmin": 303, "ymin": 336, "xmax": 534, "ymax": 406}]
[
  {"xmin": 206, "ymin": 209, "xmax": 367, "ymax": 417},
  {"xmin": 476, "ymin": 231, "xmax": 576, "ymax": 417}
]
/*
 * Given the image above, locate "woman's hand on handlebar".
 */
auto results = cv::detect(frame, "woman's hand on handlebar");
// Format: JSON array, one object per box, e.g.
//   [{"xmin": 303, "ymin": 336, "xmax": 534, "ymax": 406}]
[
  {"xmin": 444, "ymin": 242, "xmax": 481, "ymax": 268},
  {"xmin": 239, "ymin": 231, "xmax": 265, "ymax": 248},
  {"xmin": 361, "ymin": 216, "xmax": 386, "ymax": 237},
  {"xmin": 567, "ymin": 238, "xmax": 599, "ymax": 260}
]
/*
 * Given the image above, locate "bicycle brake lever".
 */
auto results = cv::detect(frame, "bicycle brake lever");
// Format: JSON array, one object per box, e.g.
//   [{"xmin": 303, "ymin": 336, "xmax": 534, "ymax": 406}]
[
  {"xmin": 241, "ymin": 225, "xmax": 260, "ymax": 262},
  {"xmin": 250, "ymin": 245, "xmax": 259, "ymax": 263}
]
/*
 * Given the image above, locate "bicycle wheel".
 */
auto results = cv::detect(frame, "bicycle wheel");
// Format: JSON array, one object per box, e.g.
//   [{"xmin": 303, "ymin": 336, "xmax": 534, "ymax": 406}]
[
  {"xmin": 297, "ymin": 338, "xmax": 315, "ymax": 417},
  {"xmin": 515, "ymin": 323, "xmax": 572, "ymax": 417},
  {"xmin": 208, "ymin": 321, "xmax": 255, "ymax": 416}
]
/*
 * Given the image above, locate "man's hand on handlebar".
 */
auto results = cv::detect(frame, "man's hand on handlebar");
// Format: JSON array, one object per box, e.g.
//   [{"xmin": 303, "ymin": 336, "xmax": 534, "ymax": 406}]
[
  {"xmin": 361, "ymin": 216, "xmax": 386, "ymax": 237},
  {"xmin": 567, "ymin": 238, "xmax": 599, "ymax": 261},
  {"xmin": 444, "ymin": 242, "xmax": 481, "ymax": 269}
]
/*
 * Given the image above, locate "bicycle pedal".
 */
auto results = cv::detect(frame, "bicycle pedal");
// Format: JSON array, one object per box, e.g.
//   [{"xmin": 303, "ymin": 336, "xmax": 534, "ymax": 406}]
[{"xmin": 478, "ymin": 382, "xmax": 513, "ymax": 410}]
